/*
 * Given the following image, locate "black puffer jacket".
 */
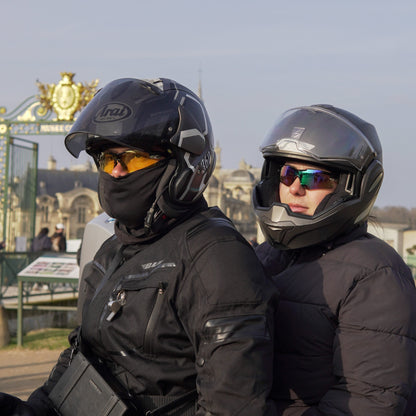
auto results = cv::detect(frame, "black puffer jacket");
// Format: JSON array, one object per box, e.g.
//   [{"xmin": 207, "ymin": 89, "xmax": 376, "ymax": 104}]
[
  {"xmin": 256, "ymin": 224, "xmax": 416, "ymax": 416},
  {"xmin": 28, "ymin": 206, "xmax": 277, "ymax": 416}
]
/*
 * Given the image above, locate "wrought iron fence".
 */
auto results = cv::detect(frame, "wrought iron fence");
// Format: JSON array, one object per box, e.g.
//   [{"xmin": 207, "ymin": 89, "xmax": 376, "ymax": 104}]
[{"xmin": 0, "ymin": 251, "xmax": 43, "ymax": 299}]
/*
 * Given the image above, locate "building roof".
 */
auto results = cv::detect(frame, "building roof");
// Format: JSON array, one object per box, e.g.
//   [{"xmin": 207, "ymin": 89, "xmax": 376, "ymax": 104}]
[
  {"xmin": 225, "ymin": 169, "xmax": 256, "ymax": 183},
  {"xmin": 37, "ymin": 169, "xmax": 98, "ymax": 196}
]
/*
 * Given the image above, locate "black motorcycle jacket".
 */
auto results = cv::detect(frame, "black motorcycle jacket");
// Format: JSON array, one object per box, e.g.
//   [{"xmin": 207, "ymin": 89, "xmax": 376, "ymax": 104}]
[
  {"xmin": 257, "ymin": 224, "xmax": 416, "ymax": 416},
  {"xmin": 28, "ymin": 206, "xmax": 277, "ymax": 416}
]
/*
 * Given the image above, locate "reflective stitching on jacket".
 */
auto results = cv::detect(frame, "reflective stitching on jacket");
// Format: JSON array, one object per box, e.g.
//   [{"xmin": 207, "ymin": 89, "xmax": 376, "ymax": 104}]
[
  {"xmin": 114, "ymin": 264, "xmax": 175, "ymax": 291},
  {"xmin": 142, "ymin": 261, "xmax": 176, "ymax": 270},
  {"xmin": 203, "ymin": 315, "xmax": 270, "ymax": 343}
]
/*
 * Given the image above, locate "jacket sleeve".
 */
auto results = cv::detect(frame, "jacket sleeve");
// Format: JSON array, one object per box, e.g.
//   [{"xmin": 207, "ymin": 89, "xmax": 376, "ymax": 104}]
[
  {"xmin": 181, "ymin": 230, "xmax": 278, "ymax": 415},
  {"xmin": 314, "ymin": 265, "xmax": 416, "ymax": 415}
]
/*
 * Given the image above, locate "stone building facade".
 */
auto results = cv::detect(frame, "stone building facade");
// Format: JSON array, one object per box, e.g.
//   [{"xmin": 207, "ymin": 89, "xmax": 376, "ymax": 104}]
[
  {"xmin": 33, "ymin": 147, "xmax": 262, "ymax": 248},
  {"xmin": 34, "ymin": 156, "xmax": 102, "ymax": 244}
]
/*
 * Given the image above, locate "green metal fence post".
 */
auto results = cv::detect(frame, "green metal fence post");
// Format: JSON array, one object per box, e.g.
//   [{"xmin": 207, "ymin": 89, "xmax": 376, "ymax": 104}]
[{"xmin": 17, "ymin": 277, "xmax": 23, "ymax": 346}]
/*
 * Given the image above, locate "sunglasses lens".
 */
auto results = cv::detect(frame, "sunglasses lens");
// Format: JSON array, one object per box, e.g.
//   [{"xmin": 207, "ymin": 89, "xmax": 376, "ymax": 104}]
[
  {"xmin": 280, "ymin": 166, "xmax": 336, "ymax": 190},
  {"xmin": 98, "ymin": 150, "xmax": 163, "ymax": 174},
  {"xmin": 280, "ymin": 166, "xmax": 297, "ymax": 186},
  {"xmin": 307, "ymin": 172, "xmax": 333, "ymax": 189},
  {"xmin": 123, "ymin": 152, "xmax": 159, "ymax": 172},
  {"xmin": 100, "ymin": 153, "xmax": 117, "ymax": 173}
]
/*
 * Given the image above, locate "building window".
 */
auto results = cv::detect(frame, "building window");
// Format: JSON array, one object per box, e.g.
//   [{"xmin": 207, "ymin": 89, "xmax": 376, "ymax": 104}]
[
  {"xmin": 78, "ymin": 207, "xmax": 86, "ymax": 224},
  {"xmin": 69, "ymin": 195, "xmax": 95, "ymax": 240},
  {"xmin": 41, "ymin": 205, "xmax": 49, "ymax": 222}
]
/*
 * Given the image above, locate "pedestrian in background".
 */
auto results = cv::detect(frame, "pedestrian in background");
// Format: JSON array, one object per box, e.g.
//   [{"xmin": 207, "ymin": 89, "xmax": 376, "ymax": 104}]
[
  {"xmin": 51, "ymin": 223, "xmax": 66, "ymax": 252},
  {"xmin": 31, "ymin": 227, "xmax": 53, "ymax": 291},
  {"xmin": 30, "ymin": 227, "xmax": 52, "ymax": 252}
]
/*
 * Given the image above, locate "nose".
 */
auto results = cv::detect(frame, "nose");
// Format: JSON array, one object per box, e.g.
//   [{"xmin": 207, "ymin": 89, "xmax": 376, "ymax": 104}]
[
  {"xmin": 289, "ymin": 177, "xmax": 306, "ymax": 196},
  {"xmin": 110, "ymin": 161, "xmax": 129, "ymax": 178}
]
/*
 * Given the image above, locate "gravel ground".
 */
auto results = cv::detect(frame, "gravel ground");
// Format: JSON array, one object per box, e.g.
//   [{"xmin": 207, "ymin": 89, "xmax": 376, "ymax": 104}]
[{"xmin": 0, "ymin": 348, "xmax": 61, "ymax": 400}]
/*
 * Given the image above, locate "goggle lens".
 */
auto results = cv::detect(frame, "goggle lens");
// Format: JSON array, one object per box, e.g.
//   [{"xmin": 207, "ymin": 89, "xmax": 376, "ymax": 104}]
[
  {"xmin": 280, "ymin": 165, "xmax": 337, "ymax": 190},
  {"xmin": 98, "ymin": 150, "xmax": 164, "ymax": 174}
]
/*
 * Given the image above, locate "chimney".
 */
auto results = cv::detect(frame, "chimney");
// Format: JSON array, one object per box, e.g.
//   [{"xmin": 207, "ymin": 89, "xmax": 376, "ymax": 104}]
[{"xmin": 48, "ymin": 155, "xmax": 57, "ymax": 170}]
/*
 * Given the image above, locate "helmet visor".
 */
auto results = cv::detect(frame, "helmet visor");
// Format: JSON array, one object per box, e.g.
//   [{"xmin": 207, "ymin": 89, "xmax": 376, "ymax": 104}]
[
  {"xmin": 261, "ymin": 106, "xmax": 377, "ymax": 171},
  {"xmin": 65, "ymin": 78, "xmax": 179, "ymax": 157}
]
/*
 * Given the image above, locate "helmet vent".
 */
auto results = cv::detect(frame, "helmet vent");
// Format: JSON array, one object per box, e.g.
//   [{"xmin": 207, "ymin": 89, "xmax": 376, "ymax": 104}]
[
  {"xmin": 344, "ymin": 173, "xmax": 355, "ymax": 195},
  {"xmin": 177, "ymin": 129, "xmax": 205, "ymax": 155}
]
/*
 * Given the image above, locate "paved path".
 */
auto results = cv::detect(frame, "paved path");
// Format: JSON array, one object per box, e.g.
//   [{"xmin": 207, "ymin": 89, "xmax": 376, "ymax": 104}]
[{"xmin": 0, "ymin": 349, "xmax": 61, "ymax": 400}]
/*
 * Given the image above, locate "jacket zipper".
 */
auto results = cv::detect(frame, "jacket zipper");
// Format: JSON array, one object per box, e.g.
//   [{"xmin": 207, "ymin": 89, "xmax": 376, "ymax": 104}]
[
  {"xmin": 96, "ymin": 253, "xmax": 124, "ymax": 351},
  {"xmin": 143, "ymin": 282, "xmax": 166, "ymax": 355}
]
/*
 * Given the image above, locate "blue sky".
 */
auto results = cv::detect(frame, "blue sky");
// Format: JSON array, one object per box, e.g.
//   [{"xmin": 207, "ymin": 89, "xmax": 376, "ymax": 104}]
[{"xmin": 1, "ymin": 0, "xmax": 415, "ymax": 207}]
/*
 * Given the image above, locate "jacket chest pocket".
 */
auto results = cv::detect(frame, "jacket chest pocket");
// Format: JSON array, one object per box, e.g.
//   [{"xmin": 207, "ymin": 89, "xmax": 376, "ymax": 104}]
[{"xmin": 103, "ymin": 272, "xmax": 170, "ymax": 356}]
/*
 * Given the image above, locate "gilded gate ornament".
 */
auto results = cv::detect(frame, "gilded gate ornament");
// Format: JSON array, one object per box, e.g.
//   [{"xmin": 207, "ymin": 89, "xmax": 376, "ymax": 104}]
[{"xmin": 36, "ymin": 72, "xmax": 99, "ymax": 121}]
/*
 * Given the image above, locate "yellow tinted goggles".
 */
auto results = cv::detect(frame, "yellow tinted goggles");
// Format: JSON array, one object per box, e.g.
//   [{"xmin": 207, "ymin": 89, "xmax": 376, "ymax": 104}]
[{"xmin": 97, "ymin": 150, "xmax": 164, "ymax": 174}]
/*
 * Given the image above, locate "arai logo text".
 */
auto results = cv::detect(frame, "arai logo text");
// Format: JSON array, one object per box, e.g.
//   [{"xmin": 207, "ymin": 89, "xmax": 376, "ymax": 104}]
[{"xmin": 94, "ymin": 103, "xmax": 132, "ymax": 122}]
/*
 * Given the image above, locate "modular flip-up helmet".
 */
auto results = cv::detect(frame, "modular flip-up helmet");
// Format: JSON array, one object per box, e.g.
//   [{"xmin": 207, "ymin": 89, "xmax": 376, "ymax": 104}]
[
  {"xmin": 253, "ymin": 104, "xmax": 383, "ymax": 249},
  {"xmin": 65, "ymin": 77, "xmax": 215, "ymax": 224}
]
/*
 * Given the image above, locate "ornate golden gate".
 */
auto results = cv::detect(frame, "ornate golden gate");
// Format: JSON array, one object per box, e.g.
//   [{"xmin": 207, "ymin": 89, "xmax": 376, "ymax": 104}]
[{"xmin": 0, "ymin": 73, "xmax": 98, "ymax": 251}]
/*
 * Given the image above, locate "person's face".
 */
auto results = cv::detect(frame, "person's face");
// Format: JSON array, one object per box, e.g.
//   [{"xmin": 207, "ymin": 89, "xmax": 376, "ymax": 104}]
[
  {"xmin": 105, "ymin": 147, "xmax": 130, "ymax": 178},
  {"xmin": 96, "ymin": 147, "xmax": 165, "ymax": 178},
  {"xmin": 279, "ymin": 161, "xmax": 338, "ymax": 216}
]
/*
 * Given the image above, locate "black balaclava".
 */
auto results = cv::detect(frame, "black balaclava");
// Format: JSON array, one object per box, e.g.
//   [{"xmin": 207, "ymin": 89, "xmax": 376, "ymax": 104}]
[{"xmin": 98, "ymin": 159, "xmax": 169, "ymax": 229}]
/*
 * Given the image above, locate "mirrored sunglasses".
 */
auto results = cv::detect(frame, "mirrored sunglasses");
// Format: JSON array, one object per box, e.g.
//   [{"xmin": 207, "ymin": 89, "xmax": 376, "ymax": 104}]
[
  {"xmin": 96, "ymin": 149, "xmax": 165, "ymax": 174},
  {"xmin": 280, "ymin": 165, "xmax": 337, "ymax": 190}
]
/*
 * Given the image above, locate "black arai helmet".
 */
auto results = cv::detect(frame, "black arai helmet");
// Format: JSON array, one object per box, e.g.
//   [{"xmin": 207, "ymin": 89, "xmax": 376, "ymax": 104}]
[
  {"xmin": 253, "ymin": 104, "xmax": 383, "ymax": 249},
  {"xmin": 65, "ymin": 77, "xmax": 216, "ymax": 224}
]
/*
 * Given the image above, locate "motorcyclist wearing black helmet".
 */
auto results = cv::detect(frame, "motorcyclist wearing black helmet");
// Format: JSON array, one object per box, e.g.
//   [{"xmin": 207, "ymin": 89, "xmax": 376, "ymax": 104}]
[
  {"xmin": 253, "ymin": 104, "xmax": 416, "ymax": 415},
  {"xmin": 0, "ymin": 78, "xmax": 277, "ymax": 415}
]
